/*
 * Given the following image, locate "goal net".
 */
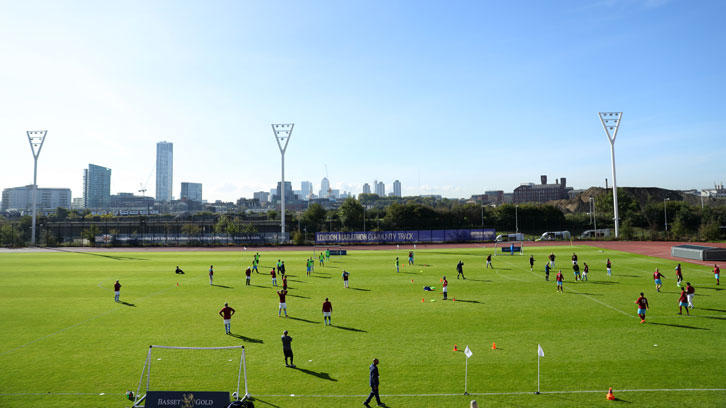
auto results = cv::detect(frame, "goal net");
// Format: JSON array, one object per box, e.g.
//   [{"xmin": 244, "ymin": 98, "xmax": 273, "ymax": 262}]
[
  {"xmin": 313, "ymin": 245, "xmax": 346, "ymax": 257},
  {"xmin": 134, "ymin": 345, "xmax": 248, "ymax": 407},
  {"xmin": 493, "ymin": 241, "xmax": 525, "ymax": 256}
]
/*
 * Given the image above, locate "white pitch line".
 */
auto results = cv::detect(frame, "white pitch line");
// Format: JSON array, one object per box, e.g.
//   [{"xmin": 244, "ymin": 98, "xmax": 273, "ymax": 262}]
[
  {"xmin": 252, "ymin": 388, "xmax": 726, "ymax": 398},
  {"xmin": 567, "ymin": 286, "xmax": 635, "ymax": 318}
]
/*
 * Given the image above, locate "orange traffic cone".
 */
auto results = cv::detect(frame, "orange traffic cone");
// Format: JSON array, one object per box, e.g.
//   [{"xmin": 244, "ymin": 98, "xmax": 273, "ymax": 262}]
[
  {"xmin": 453, "ymin": 344, "xmax": 458, "ymax": 351},
  {"xmin": 606, "ymin": 388, "xmax": 615, "ymax": 400},
  {"xmin": 440, "ymin": 278, "xmax": 443, "ymax": 282},
  {"xmin": 492, "ymin": 342, "xmax": 497, "ymax": 350},
  {"xmin": 422, "ymin": 298, "xmax": 425, "ymax": 303},
  {"xmin": 411, "ymin": 279, "xmax": 414, "ymax": 283},
  {"xmin": 452, "ymin": 297, "xmax": 456, "ymax": 301},
  {"xmin": 176, "ymin": 282, "xmax": 179, "ymax": 286}
]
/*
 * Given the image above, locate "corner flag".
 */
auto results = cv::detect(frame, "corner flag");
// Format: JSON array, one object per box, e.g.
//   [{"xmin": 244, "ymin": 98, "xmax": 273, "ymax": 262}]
[
  {"xmin": 538, "ymin": 344, "xmax": 544, "ymax": 357},
  {"xmin": 464, "ymin": 346, "xmax": 473, "ymax": 358}
]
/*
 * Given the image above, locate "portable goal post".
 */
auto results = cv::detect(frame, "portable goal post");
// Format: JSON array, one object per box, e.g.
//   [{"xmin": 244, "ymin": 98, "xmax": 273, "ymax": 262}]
[{"xmin": 133, "ymin": 345, "xmax": 248, "ymax": 407}]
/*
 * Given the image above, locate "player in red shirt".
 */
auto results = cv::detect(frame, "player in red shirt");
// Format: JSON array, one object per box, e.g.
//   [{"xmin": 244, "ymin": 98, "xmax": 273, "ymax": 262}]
[
  {"xmin": 555, "ymin": 270, "xmax": 564, "ymax": 293},
  {"xmin": 677, "ymin": 287, "xmax": 690, "ymax": 316},
  {"xmin": 442, "ymin": 276, "xmax": 448, "ymax": 300},
  {"xmin": 245, "ymin": 267, "xmax": 252, "ymax": 286},
  {"xmin": 218, "ymin": 302, "xmax": 236, "ymax": 334},
  {"xmin": 606, "ymin": 259, "xmax": 612, "ymax": 276},
  {"xmin": 114, "ymin": 280, "xmax": 121, "ymax": 302},
  {"xmin": 635, "ymin": 292, "xmax": 649, "ymax": 323},
  {"xmin": 277, "ymin": 289, "xmax": 288, "ymax": 317},
  {"xmin": 674, "ymin": 264, "xmax": 683, "ymax": 287},
  {"xmin": 270, "ymin": 268, "xmax": 277, "ymax": 287},
  {"xmin": 322, "ymin": 297, "xmax": 333, "ymax": 326},
  {"xmin": 653, "ymin": 268, "xmax": 666, "ymax": 292},
  {"xmin": 282, "ymin": 275, "xmax": 288, "ymax": 290},
  {"xmin": 686, "ymin": 282, "xmax": 695, "ymax": 308},
  {"xmin": 714, "ymin": 264, "xmax": 720, "ymax": 285}
]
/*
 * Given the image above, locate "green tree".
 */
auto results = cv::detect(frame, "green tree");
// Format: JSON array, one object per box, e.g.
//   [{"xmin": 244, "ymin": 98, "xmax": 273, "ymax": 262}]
[
  {"xmin": 82, "ymin": 224, "xmax": 100, "ymax": 244},
  {"xmin": 338, "ymin": 198, "xmax": 364, "ymax": 231},
  {"xmin": 303, "ymin": 203, "xmax": 327, "ymax": 232}
]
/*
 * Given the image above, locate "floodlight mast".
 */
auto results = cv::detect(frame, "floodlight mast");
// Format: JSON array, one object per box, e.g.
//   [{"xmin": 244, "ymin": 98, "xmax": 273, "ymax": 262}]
[
  {"xmin": 598, "ymin": 112, "xmax": 622, "ymax": 238},
  {"xmin": 27, "ymin": 131, "xmax": 48, "ymax": 245},
  {"xmin": 272, "ymin": 124, "xmax": 294, "ymax": 241}
]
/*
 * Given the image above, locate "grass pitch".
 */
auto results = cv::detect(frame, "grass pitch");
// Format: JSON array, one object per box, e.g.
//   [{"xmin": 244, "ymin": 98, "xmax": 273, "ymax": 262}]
[{"xmin": 0, "ymin": 245, "xmax": 725, "ymax": 408}]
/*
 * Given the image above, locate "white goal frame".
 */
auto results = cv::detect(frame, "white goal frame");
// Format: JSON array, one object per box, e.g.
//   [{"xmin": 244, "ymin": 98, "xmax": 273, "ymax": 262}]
[
  {"xmin": 133, "ymin": 345, "xmax": 248, "ymax": 407},
  {"xmin": 493, "ymin": 241, "xmax": 524, "ymax": 256}
]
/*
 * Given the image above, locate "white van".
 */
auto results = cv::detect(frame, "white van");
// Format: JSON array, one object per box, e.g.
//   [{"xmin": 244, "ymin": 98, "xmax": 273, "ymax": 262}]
[
  {"xmin": 495, "ymin": 233, "xmax": 525, "ymax": 242},
  {"xmin": 579, "ymin": 229, "xmax": 611, "ymax": 239},
  {"xmin": 536, "ymin": 231, "xmax": 571, "ymax": 241}
]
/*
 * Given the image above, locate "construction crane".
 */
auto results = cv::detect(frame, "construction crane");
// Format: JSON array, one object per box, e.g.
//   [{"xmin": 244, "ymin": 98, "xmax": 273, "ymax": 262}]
[{"xmin": 138, "ymin": 169, "xmax": 153, "ymax": 197}]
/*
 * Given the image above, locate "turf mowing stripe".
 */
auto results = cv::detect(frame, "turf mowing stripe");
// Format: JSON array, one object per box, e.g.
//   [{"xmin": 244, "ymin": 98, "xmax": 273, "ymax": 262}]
[
  {"xmin": 251, "ymin": 388, "xmax": 726, "ymax": 398},
  {"xmin": 0, "ymin": 284, "xmax": 179, "ymax": 357}
]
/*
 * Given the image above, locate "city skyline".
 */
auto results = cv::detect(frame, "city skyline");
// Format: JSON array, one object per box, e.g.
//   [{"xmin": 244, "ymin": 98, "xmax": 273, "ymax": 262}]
[{"xmin": 1, "ymin": 1, "xmax": 724, "ymax": 202}]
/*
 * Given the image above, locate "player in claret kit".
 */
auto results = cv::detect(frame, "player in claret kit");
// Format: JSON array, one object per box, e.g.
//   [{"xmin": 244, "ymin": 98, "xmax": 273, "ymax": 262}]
[
  {"xmin": 218, "ymin": 302, "xmax": 236, "ymax": 334},
  {"xmin": 678, "ymin": 287, "xmax": 690, "ymax": 316},
  {"xmin": 270, "ymin": 268, "xmax": 277, "ymax": 287},
  {"xmin": 635, "ymin": 292, "xmax": 649, "ymax": 323},
  {"xmin": 606, "ymin": 259, "xmax": 612, "ymax": 276},
  {"xmin": 529, "ymin": 255, "xmax": 535, "ymax": 271},
  {"xmin": 342, "ymin": 270, "xmax": 350, "ymax": 288},
  {"xmin": 277, "ymin": 289, "xmax": 288, "ymax": 317},
  {"xmin": 555, "ymin": 270, "xmax": 564, "ymax": 293},
  {"xmin": 245, "ymin": 267, "xmax": 252, "ymax": 285},
  {"xmin": 674, "ymin": 264, "xmax": 683, "ymax": 287},
  {"xmin": 486, "ymin": 254, "xmax": 493, "ymax": 269},
  {"xmin": 114, "ymin": 280, "xmax": 121, "ymax": 302},
  {"xmin": 653, "ymin": 268, "xmax": 666, "ymax": 292},
  {"xmin": 714, "ymin": 264, "xmax": 721, "ymax": 285},
  {"xmin": 581, "ymin": 262, "xmax": 589, "ymax": 281},
  {"xmin": 322, "ymin": 298, "xmax": 333, "ymax": 326}
]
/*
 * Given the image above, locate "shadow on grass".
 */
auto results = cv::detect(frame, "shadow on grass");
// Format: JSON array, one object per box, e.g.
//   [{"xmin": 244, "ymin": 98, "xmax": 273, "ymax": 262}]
[
  {"xmin": 292, "ymin": 366, "xmax": 337, "ymax": 381},
  {"xmin": 229, "ymin": 333, "xmax": 264, "ymax": 343},
  {"xmin": 464, "ymin": 278, "xmax": 492, "ymax": 282},
  {"xmin": 648, "ymin": 322, "xmax": 709, "ymax": 330},
  {"xmin": 249, "ymin": 397, "xmax": 281, "ymax": 408},
  {"xmin": 331, "ymin": 325, "xmax": 367, "ymax": 333},
  {"xmin": 700, "ymin": 315, "xmax": 726, "ymax": 321},
  {"xmin": 570, "ymin": 292, "xmax": 603, "ymax": 296},
  {"xmin": 453, "ymin": 299, "xmax": 482, "ymax": 304},
  {"xmin": 700, "ymin": 287, "xmax": 725, "ymax": 291},
  {"xmin": 399, "ymin": 271, "xmax": 422, "ymax": 275},
  {"xmin": 349, "ymin": 287, "xmax": 371, "ymax": 292},
  {"xmin": 212, "ymin": 284, "xmax": 233, "ymax": 289},
  {"xmin": 311, "ymin": 276, "xmax": 332, "ymax": 279},
  {"xmin": 47, "ymin": 247, "xmax": 149, "ymax": 261},
  {"xmin": 287, "ymin": 279, "xmax": 304, "ymax": 282},
  {"xmin": 119, "ymin": 301, "xmax": 136, "ymax": 307},
  {"xmin": 287, "ymin": 294, "xmax": 310, "ymax": 299},
  {"xmin": 589, "ymin": 281, "xmax": 619, "ymax": 285},
  {"xmin": 616, "ymin": 275, "xmax": 638, "ymax": 278},
  {"xmin": 698, "ymin": 307, "xmax": 726, "ymax": 313},
  {"xmin": 288, "ymin": 316, "xmax": 319, "ymax": 324}
]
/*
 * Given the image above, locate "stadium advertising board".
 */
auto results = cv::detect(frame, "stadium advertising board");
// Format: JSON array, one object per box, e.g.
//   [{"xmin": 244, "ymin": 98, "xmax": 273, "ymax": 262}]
[
  {"xmin": 144, "ymin": 391, "xmax": 230, "ymax": 408},
  {"xmin": 316, "ymin": 228, "xmax": 495, "ymax": 244}
]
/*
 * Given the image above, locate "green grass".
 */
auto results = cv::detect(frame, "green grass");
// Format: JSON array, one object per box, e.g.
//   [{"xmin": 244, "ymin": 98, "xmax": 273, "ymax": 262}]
[{"xmin": 1, "ymin": 245, "xmax": 725, "ymax": 408}]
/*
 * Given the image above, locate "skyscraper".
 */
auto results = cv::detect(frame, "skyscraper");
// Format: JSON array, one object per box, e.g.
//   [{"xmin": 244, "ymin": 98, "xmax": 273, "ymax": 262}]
[
  {"xmin": 83, "ymin": 164, "xmax": 111, "ymax": 209},
  {"xmin": 320, "ymin": 177, "xmax": 331, "ymax": 198},
  {"xmin": 180, "ymin": 182, "xmax": 203, "ymax": 202},
  {"xmin": 374, "ymin": 180, "xmax": 385, "ymax": 196},
  {"xmin": 393, "ymin": 180, "xmax": 402, "ymax": 197},
  {"xmin": 362, "ymin": 183, "xmax": 371, "ymax": 194},
  {"xmin": 156, "ymin": 141, "xmax": 173, "ymax": 202},
  {"xmin": 300, "ymin": 181, "xmax": 313, "ymax": 200}
]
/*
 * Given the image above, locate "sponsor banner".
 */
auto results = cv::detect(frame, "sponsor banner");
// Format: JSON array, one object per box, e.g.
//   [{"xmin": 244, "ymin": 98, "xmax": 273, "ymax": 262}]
[
  {"xmin": 145, "ymin": 391, "xmax": 230, "ymax": 408},
  {"xmin": 316, "ymin": 229, "xmax": 495, "ymax": 244}
]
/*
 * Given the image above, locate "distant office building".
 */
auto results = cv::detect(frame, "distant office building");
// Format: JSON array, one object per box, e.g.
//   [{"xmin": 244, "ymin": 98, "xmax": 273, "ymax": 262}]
[
  {"xmin": 300, "ymin": 181, "xmax": 313, "ymax": 200},
  {"xmin": 71, "ymin": 197, "xmax": 84, "ymax": 209},
  {"xmin": 274, "ymin": 181, "xmax": 295, "ymax": 202},
  {"xmin": 320, "ymin": 177, "xmax": 331, "ymax": 198},
  {"xmin": 362, "ymin": 183, "xmax": 371, "ymax": 195},
  {"xmin": 110, "ymin": 193, "xmax": 154, "ymax": 210},
  {"xmin": 485, "ymin": 190, "xmax": 504, "ymax": 204},
  {"xmin": 375, "ymin": 181, "xmax": 385, "ymax": 196},
  {"xmin": 237, "ymin": 198, "xmax": 261, "ymax": 209},
  {"xmin": 1, "ymin": 186, "xmax": 71, "ymax": 211},
  {"xmin": 83, "ymin": 164, "xmax": 112, "ymax": 209},
  {"xmin": 393, "ymin": 180, "xmax": 402, "ymax": 197},
  {"xmin": 513, "ymin": 175, "xmax": 572, "ymax": 203},
  {"xmin": 180, "ymin": 182, "xmax": 203, "ymax": 202},
  {"xmin": 254, "ymin": 191, "xmax": 270, "ymax": 203},
  {"xmin": 155, "ymin": 141, "xmax": 173, "ymax": 201}
]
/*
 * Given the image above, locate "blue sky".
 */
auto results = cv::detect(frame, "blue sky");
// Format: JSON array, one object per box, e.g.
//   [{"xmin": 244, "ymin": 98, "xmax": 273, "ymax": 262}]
[{"xmin": 1, "ymin": 0, "xmax": 724, "ymax": 201}]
